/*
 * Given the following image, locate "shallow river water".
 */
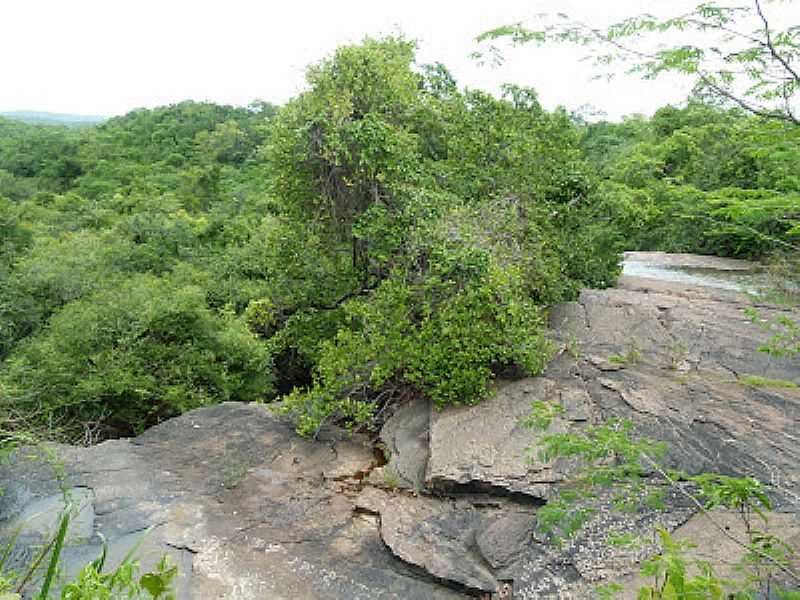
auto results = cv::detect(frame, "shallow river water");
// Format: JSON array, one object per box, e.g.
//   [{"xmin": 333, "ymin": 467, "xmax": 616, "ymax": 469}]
[{"xmin": 621, "ymin": 259, "xmax": 774, "ymax": 295}]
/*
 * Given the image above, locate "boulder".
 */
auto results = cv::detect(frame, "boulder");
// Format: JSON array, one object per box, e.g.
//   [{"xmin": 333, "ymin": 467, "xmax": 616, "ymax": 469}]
[
  {"xmin": 378, "ymin": 398, "xmax": 431, "ymax": 490},
  {"xmin": 0, "ymin": 404, "xmax": 463, "ymax": 600}
]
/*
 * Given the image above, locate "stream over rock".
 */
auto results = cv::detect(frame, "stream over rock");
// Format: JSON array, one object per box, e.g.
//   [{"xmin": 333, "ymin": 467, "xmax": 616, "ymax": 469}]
[{"xmin": 2, "ymin": 253, "xmax": 799, "ymax": 599}]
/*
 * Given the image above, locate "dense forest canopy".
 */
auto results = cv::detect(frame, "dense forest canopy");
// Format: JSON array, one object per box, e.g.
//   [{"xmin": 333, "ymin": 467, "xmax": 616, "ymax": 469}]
[{"xmin": 0, "ymin": 36, "xmax": 798, "ymax": 445}]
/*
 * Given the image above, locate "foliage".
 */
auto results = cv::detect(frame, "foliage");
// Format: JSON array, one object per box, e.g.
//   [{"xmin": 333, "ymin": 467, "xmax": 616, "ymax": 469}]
[
  {"xmin": 269, "ymin": 36, "xmax": 619, "ymax": 434},
  {"xmin": 635, "ymin": 527, "xmax": 730, "ymax": 600},
  {"xmin": 0, "ymin": 100, "xmax": 281, "ymax": 442},
  {"xmin": 1, "ymin": 31, "xmax": 797, "ymax": 448},
  {"xmin": 745, "ymin": 306, "xmax": 800, "ymax": 358},
  {"xmin": 580, "ymin": 103, "xmax": 800, "ymax": 260},
  {"xmin": 523, "ymin": 401, "xmax": 800, "ymax": 598},
  {"xmin": 477, "ymin": 0, "xmax": 800, "ymax": 124},
  {"xmin": 738, "ymin": 374, "xmax": 798, "ymax": 388},
  {"xmin": 0, "ymin": 39, "xmax": 623, "ymax": 442},
  {"xmin": 2, "ymin": 270, "xmax": 271, "ymax": 439},
  {"xmin": 479, "ymin": 4, "xmax": 800, "ymax": 263},
  {"xmin": 0, "ymin": 508, "xmax": 176, "ymax": 599}
]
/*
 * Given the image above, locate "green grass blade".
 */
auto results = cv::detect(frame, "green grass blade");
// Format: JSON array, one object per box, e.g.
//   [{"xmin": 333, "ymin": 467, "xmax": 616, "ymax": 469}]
[{"xmin": 35, "ymin": 511, "xmax": 70, "ymax": 599}]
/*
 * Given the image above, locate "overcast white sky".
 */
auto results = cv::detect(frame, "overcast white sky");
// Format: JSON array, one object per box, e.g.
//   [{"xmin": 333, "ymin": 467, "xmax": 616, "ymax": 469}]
[{"xmin": 1, "ymin": 1, "xmax": 797, "ymax": 120}]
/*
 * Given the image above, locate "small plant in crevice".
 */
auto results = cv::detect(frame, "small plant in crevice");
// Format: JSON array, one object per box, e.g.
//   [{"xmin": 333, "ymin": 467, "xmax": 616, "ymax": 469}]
[
  {"xmin": 382, "ymin": 466, "xmax": 400, "ymax": 490},
  {"xmin": 755, "ymin": 253, "xmax": 800, "ymax": 308},
  {"xmin": 608, "ymin": 339, "xmax": 642, "ymax": 366},
  {"xmin": 221, "ymin": 461, "xmax": 249, "ymax": 490},
  {"xmin": 523, "ymin": 400, "xmax": 800, "ymax": 598},
  {"xmin": 668, "ymin": 341, "xmax": 688, "ymax": 371},
  {"xmin": 738, "ymin": 374, "xmax": 798, "ymax": 390},
  {"xmin": 562, "ymin": 333, "xmax": 582, "ymax": 361}
]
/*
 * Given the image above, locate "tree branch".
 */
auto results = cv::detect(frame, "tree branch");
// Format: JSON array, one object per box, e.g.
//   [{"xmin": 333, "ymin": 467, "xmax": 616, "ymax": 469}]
[
  {"xmin": 698, "ymin": 73, "xmax": 800, "ymax": 124},
  {"xmin": 641, "ymin": 452, "xmax": 800, "ymax": 585},
  {"xmin": 754, "ymin": 0, "xmax": 800, "ymax": 84},
  {"xmin": 489, "ymin": 5, "xmax": 800, "ymax": 125}
]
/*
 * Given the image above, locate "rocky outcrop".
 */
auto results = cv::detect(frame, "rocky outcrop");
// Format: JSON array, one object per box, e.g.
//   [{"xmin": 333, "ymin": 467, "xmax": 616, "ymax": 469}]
[
  {"xmin": 2, "ymin": 253, "xmax": 799, "ymax": 598},
  {"xmin": 1, "ymin": 404, "xmax": 462, "ymax": 600}
]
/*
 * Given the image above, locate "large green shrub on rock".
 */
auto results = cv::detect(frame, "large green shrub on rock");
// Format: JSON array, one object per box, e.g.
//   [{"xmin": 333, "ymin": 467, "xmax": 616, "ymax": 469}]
[{"xmin": 268, "ymin": 37, "xmax": 620, "ymax": 434}]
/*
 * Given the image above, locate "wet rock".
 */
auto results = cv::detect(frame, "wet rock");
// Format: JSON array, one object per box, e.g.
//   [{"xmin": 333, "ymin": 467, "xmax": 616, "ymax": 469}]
[{"xmin": 623, "ymin": 251, "xmax": 755, "ymax": 272}]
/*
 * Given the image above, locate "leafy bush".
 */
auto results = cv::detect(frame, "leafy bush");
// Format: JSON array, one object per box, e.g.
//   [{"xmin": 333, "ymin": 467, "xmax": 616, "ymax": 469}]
[
  {"xmin": 0, "ymin": 37, "xmax": 622, "ymax": 442},
  {"xmin": 1, "ymin": 270, "xmax": 271, "ymax": 439},
  {"xmin": 268, "ymin": 38, "xmax": 620, "ymax": 434},
  {"xmin": 586, "ymin": 104, "xmax": 800, "ymax": 260}
]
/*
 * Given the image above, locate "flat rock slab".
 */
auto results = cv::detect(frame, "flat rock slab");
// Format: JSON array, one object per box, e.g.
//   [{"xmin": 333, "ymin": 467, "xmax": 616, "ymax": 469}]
[
  {"xmin": 426, "ymin": 377, "xmax": 588, "ymax": 499},
  {"xmin": 0, "ymin": 404, "xmax": 463, "ymax": 600},
  {"xmin": 425, "ymin": 272, "xmax": 799, "ymax": 502}
]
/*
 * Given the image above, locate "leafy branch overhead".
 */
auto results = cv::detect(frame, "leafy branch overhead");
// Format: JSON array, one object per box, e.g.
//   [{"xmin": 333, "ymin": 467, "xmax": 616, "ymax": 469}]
[{"xmin": 477, "ymin": 0, "xmax": 800, "ymax": 124}]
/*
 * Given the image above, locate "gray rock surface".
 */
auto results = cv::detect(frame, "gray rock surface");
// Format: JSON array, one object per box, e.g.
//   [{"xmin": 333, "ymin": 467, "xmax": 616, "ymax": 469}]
[
  {"xmin": 426, "ymin": 377, "xmax": 589, "ymax": 500},
  {"xmin": 2, "ymin": 253, "xmax": 799, "ymax": 599},
  {"xmin": 1, "ymin": 404, "xmax": 463, "ymax": 600},
  {"xmin": 378, "ymin": 398, "xmax": 431, "ymax": 490}
]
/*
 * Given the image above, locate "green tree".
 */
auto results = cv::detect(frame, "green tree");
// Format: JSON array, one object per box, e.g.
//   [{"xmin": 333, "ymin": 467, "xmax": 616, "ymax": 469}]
[
  {"xmin": 1, "ymin": 269, "xmax": 272, "ymax": 440},
  {"xmin": 267, "ymin": 36, "xmax": 620, "ymax": 435}
]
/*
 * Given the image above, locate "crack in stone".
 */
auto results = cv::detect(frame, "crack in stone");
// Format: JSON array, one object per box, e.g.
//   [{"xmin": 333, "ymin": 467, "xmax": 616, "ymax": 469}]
[{"xmin": 165, "ymin": 540, "xmax": 199, "ymax": 555}]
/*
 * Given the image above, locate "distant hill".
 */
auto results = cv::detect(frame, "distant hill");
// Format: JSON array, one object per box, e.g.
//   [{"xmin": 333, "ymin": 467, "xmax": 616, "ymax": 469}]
[{"xmin": 0, "ymin": 110, "xmax": 108, "ymax": 127}]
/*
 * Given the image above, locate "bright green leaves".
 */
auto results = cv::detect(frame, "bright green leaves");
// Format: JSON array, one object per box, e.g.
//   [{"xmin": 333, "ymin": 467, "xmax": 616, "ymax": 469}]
[
  {"xmin": 636, "ymin": 528, "xmax": 729, "ymax": 600},
  {"xmin": 1, "ymin": 36, "xmax": 623, "ymax": 444},
  {"xmin": 306, "ymin": 37, "xmax": 419, "ymax": 121},
  {"xmin": 0, "ymin": 506, "xmax": 177, "ymax": 599},
  {"xmin": 691, "ymin": 473, "xmax": 772, "ymax": 519},
  {"xmin": 268, "ymin": 37, "xmax": 620, "ymax": 435},
  {"xmin": 478, "ymin": 2, "xmax": 800, "ymax": 125},
  {"xmin": 524, "ymin": 398, "xmax": 800, "ymax": 597},
  {"xmin": 268, "ymin": 36, "xmax": 422, "ymax": 252},
  {"xmin": 344, "ymin": 113, "xmax": 419, "ymax": 183},
  {"xmin": 406, "ymin": 277, "xmax": 551, "ymax": 407},
  {"xmin": 745, "ymin": 307, "xmax": 800, "ymax": 358},
  {"xmin": 1, "ymin": 271, "xmax": 272, "ymax": 439},
  {"xmin": 585, "ymin": 102, "xmax": 800, "ymax": 260},
  {"xmin": 280, "ymin": 263, "xmax": 553, "ymax": 436}
]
